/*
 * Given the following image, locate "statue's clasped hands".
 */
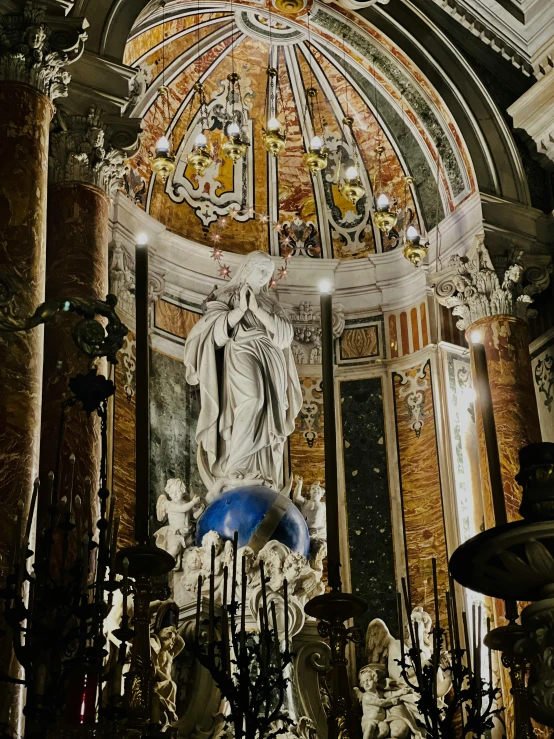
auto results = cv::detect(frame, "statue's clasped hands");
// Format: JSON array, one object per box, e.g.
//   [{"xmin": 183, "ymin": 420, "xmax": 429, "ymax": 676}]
[{"xmin": 235, "ymin": 284, "xmax": 260, "ymax": 315}]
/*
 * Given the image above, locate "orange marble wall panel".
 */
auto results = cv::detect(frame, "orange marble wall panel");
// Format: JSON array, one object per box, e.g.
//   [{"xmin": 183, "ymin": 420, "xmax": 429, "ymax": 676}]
[
  {"xmin": 420, "ymin": 302, "xmax": 429, "ymax": 346},
  {"xmin": 112, "ymin": 335, "xmax": 137, "ymax": 550},
  {"xmin": 392, "ymin": 360, "xmax": 449, "ymax": 615},
  {"xmin": 400, "ymin": 312, "xmax": 409, "ymax": 356},
  {"xmin": 410, "ymin": 308, "xmax": 420, "ymax": 352},
  {"xmin": 289, "ymin": 376, "xmax": 325, "ymax": 488},
  {"xmin": 389, "ymin": 315, "xmax": 399, "ymax": 358},
  {"xmin": 155, "ymin": 300, "xmax": 201, "ymax": 339},
  {"xmin": 340, "ymin": 326, "xmax": 378, "ymax": 360}
]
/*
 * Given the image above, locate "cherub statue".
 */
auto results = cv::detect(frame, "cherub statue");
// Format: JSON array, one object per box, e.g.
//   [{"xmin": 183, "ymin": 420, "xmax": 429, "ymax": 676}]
[
  {"xmin": 292, "ymin": 476, "xmax": 327, "ymax": 540},
  {"xmin": 151, "ymin": 602, "xmax": 185, "ymax": 728},
  {"xmin": 354, "ymin": 665, "xmax": 393, "ymax": 739},
  {"xmin": 154, "ymin": 478, "xmax": 203, "ymax": 570}
]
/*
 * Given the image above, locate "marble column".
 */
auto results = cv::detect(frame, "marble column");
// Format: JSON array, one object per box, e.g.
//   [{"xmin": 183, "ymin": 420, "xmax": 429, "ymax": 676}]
[
  {"xmin": 468, "ymin": 314, "xmax": 541, "ymax": 524},
  {"xmin": 435, "ymin": 237, "xmax": 551, "ymax": 525},
  {"xmin": 0, "ymin": 4, "xmax": 85, "ymax": 731},
  {"xmin": 39, "ymin": 105, "xmax": 139, "ymax": 531}
]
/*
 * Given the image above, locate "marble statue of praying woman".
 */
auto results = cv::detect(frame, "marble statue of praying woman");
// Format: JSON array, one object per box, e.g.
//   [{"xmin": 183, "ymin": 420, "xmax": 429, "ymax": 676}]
[{"xmin": 184, "ymin": 251, "xmax": 302, "ymax": 491}]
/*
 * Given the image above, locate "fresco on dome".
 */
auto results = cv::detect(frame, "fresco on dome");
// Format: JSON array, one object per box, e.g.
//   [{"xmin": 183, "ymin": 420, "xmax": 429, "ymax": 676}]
[{"xmin": 123, "ymin": 0, "xmax": 476, "ymax": 259}]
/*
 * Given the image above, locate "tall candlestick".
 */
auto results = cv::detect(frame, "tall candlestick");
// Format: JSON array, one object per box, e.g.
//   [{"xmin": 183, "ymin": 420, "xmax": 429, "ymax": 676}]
[
  {"xmin": 319, "ymin": 285, "xmax": 341, "ymax": 591},
  {"xmin": 110, "ymin": 516, "xmax": 120, "ymax": 576},
  {"xmin": 231, "ymin": 531, "xmax": 238, "ymax": 610},
  {"xmin": 135, "ymin": 239, "xmax": 150, "ymax": 545},
  {"xmin": 25, "ymin": 478, "xmax": 40, "ymax": 539},
  {"xmin": 122, "ymin": 557, "xmax": 129, "ymax": 619},
  {"xmin": 67, "ymin": 453, "xmax": 75, "ymax": 517},
  {"xmin": 195, "ymin": 575, "xmax": 202, "ymax": 645},
  {"xmin": 209, "ymin": 544, "xmax": 215, "ymax": 649},
  {"xmin": 82, "ymin": 535, "xmax": 90, "ymax": 597},
  {"xmin": 283, "ymin": 578, "xmax": 289, "ymax": 648},
  {"xmin": 432, "ymin": 558, "xmax": 440, "ymax": 628},
  {"xmin": 240, "ymin": 553, "xmax": 247, "ymax": 651}
]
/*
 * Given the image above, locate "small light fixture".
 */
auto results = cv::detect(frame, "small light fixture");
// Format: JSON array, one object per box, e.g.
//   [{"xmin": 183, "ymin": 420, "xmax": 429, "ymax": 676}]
[
  {"xmin": 263, "ymin": 68, "xmax": 286, "ymax": 158},
  {"xmin": 304, "ymin": 135, "xmax": 328, "ymax": 174},
  {"xmin": 263, "ymin": 115, "xmax": 286, "ymax": 157},
  {"xmin": 151, "ymin": 132, "xmax": 176, "ymax": 183},
  {"xmin": 302, "ymin": 87, "xmax": 328, "ymax": 175},
  {"xmin": 372, "ymin": 146, "xmax": 397, "ymax": 235},
  {"xmin": 136, "ymin": 233, "xmax": 148, "ymax": 246},
  {"xmin": 469, "ymin": 330, "xmax": 483, "ymax": 345},
  {"xmin": 222, "ymin": 73, "xmax": 249, "ymax": 163},
  {"xmin": 223, "ymin": 120, "xmax": 248, "ymax": 163},
  {"xmin": 187, "ymin": 130, "xmax": 213, "ymax": 176},
  {"xmin": 402, "ymin": 224, "xmax": 428, "ymax": 267},
  {"xmin": 339, "ymin": 164, "xmax": 365, "ymax": 206}
]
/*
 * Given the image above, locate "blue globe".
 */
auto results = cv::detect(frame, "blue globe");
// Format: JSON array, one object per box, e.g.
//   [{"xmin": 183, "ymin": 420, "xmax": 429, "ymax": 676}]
[{"xmin": 196, "ymin": 485, "xmax": 310, "ymax": 557}]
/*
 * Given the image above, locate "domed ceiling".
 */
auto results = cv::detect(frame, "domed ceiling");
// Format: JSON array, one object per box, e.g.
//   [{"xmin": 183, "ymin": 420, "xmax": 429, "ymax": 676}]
[{"xmin": 123, "ymin": 0, "xmax": 476, "ymax": 260}]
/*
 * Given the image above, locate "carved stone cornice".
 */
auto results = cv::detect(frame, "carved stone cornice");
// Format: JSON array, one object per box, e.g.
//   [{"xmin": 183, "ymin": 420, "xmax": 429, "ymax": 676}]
[
  {"xmin": 0, "ymin": 1, "xmax": 87, "ymax": 101},
  {"xmin": 49, "ymin": 104, "xmax": 141, "ymax": 195},
  {"xmin": 433, "ymin": 235, "xmax": 552, "ymax": 332},
  {"xmin": 109, "ymin": 241, "xmax": 166, "ymax": 323}
]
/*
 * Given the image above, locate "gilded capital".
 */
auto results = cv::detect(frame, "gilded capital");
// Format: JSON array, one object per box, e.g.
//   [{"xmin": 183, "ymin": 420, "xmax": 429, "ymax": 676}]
[
  {"xmin": 434, "ymin": 236, "xmax": 552, "ymax": 331},
  {"xmin": 0, "ymin": 1, "xmax": 87, "ymax": 101},
  {"xmin": 49, "ymin": 104, "xmax": 141, "ymax": 195}
]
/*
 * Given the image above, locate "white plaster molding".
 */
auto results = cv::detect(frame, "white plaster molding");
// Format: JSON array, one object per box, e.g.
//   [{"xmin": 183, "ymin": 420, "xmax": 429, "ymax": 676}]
[
  {"xmin": 0, "ymin": 1, "xmax": 87, "ymax": 100},
  {"xmin": 508, "ymin": 72, "xmax": 554, "ymax": 171},
  {"xmin": 425, "ymin": 0, "xmax": 554, "ymax": 78}
]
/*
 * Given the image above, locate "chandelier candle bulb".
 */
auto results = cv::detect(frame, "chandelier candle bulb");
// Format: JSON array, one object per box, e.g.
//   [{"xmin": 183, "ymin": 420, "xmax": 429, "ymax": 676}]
[
  {"xmin": 155, "ymin": 135, "xmax": 170, "ymax": 154},
  {"xmin": 267, "ymin": 117, "xmax": 281, "ymax": 131},
  {"xmin": 377, "ymin": 193, "xmax": 390, "ymax": 210},
  {"xmin": 134, "ymin": 240, "xmax": 150, "ymax": 545},
  {"xmin": 195, "ymin": 132, "xmax": 208, "ymax": 147},
  {"xmin": 228, "ymin": 122, "xmax": 240, "ymax": 137},
  {"xmin": 345, "ymin": 165, "xmax": 358, "ymax": 181},
  {"xmin": 310, "ymin": 135, "xmax": 323, "ymax": 150},
  {"xmin": 406, "ymin": 225, "xmax": 420, "ymax": 243}
]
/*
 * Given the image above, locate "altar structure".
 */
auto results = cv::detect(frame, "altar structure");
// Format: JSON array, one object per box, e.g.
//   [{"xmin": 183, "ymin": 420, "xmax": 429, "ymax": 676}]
[{"xmin": 1, "ymin": 0, "xmax": 554, "ymax": 736}]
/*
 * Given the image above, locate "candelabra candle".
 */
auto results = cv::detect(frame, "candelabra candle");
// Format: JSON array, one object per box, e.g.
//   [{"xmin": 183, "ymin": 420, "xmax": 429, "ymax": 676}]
[
  {"xmin": 134, "ymin": 239, "xmax": 150, "ymax": 545},
  {"xmin": 231, "ymin": 531, "xmax": 238, "ymax": 612},
  {"xmin": 397, "ymin": 571, "xmax": 501, "ymax": 738},
  {"xmin": 122, "ymin": 557, "xmax": 129, "ymax": 620},
  {"xmin": 283, "ymin": 578, "xmax": 289, "ymax": 649},
  {"xmin": 193, "ymin": 546, "xmax": 293, "ymax": 739},
  {"xmin": 195, "ymin": 574, "xmax": 202, "ymax": 644}
]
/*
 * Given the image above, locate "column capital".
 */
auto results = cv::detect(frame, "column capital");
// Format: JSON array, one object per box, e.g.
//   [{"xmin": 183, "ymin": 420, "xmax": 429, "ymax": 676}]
[
  {"xmin": 433, "ymin": 234, "xmax": 552, "ymax": 332},
  {"xmin": 49, "ymin": 104, "xmax": 141, "ymax": 196},
  {"xmin": 0, "ymin": 1, "xmax": 87, "ymax": 101}
]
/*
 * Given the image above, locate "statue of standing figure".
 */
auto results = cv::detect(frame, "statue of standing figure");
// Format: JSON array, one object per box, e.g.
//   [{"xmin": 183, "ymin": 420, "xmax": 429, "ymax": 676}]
[
  {"xmin": 183, "ymin": 251, "xmax": 302, "ymax": 493},
  {"xmin": 293, "ymin": 476, "xmax": 326, "ymax": 540},
  {"xmin": 154, "ymin": 478, "xmax": 204, "ymax": 570}
]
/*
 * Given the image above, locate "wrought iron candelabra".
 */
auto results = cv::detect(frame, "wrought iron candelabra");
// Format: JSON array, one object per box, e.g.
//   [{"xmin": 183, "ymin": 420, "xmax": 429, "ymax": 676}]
[
  {"xmin": 193, "ymin": 532, "xmax": 292, "ymax": 739},
  {"xmin": 396, "ymin": 562, "xmax": 502, "ymax": 738}
]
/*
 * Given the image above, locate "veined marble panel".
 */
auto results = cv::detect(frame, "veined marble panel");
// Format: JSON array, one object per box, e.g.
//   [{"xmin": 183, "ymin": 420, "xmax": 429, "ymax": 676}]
[
  {"xmin": 155, "ymin": 300, "xmax": 202, "ymax": 339},
  {"xmin": 392, "ymin": 360, "xmax": 449, "ymax": 617},
  {"xmin": 340, "ymin": 377, "xmax": 396, "ymax": 663},
  {"xmin": 289, "ymin": 376, "xmax": 325, "ymax": 488},
  {"xmin": 150, "ymin": 350, "xmax": 203, "ymax": 527},
  {"xmin": 113, "ymin": 334, "xmax": 137, "ymax": 550},
  {"xmin": 340, "ymin": 326, "xmax": 379, "ymax": 361}
]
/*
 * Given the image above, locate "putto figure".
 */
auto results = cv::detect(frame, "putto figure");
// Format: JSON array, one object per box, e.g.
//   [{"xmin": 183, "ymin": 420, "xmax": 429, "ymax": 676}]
[
  {"xmin": 154, "ymin": 478, "xmax": 203, "ymax": 570},
  {"xmin": 293, "ymin": 476, "xmax": 327, "ymax": 540},
  {"xmin": 184, "ymin": 251, "xmax": 302, "ymax": 491}
]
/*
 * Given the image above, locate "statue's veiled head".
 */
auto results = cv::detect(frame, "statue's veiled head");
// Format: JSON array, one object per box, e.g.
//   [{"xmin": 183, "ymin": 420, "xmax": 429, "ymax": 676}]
[{"xmin": 218, "ymin": 250, "xmax": 275, "ymax": 297}]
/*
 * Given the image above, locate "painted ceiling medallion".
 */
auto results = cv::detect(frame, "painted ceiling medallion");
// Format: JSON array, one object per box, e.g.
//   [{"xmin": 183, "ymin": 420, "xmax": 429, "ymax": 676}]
[{"xmin": 272, "ymin": 0, "xmax": 310, "ymax": 16}]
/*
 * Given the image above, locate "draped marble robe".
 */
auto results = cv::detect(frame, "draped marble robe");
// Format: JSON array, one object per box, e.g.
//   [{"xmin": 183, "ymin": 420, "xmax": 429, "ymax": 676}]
[{"xmin": 184, "ymin": 269, "xmax": 302, "ymax": 490}]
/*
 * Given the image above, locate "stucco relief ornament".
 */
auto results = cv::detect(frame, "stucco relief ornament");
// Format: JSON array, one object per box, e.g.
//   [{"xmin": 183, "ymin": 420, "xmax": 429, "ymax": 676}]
[
  {"xmin": 395, "ymin": 365, "xmax": 428, "ymax": 437},
  {"xmin": 49, "ymin": 105, "xmax": 141, "ymax": 195},
  {"xmin": 0, "ymin": 1, "xmax": 86, "ymax": 101},
  {"xmin": 434, "ymin": 239, "xmax": 552, "ymax": 331},
  {"xmin": 289, "ymin": 301, "xmax": 345, "ymax": 365},
  {"xmin": 108, "ymin": 241, "xmax": 166, "ymax": 320}
]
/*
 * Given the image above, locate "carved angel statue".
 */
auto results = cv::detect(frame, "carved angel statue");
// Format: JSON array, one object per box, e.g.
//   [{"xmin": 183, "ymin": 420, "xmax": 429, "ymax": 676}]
[
  {"xmin": 151, "ymin": 602, "xmax": 185, "ymax": 728},
  {"xmin": 354, "ymin": 665, "xmax": 422, "ymax": 739},
  {"xmin": 362, "ymin": 610, "xmax": 452, "ymax": 738},
  {"xmin": 154, "ymin": 478, "xmax": 203, "ymax": 570},
  {"xmin": 293, "ymin": 476, "xmax": 327, "ymax": 540}
]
